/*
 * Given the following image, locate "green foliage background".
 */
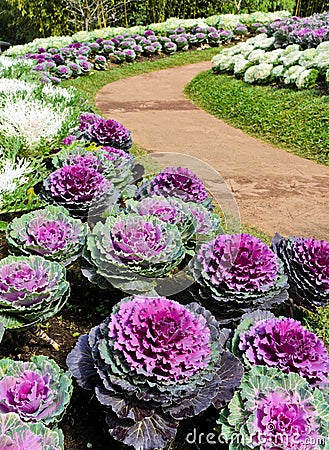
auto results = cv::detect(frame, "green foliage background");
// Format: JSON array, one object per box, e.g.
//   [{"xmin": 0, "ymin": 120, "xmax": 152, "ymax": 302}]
[{"xmin": 0, "ymin": 0, "xmax": 298, "ymax": 45}]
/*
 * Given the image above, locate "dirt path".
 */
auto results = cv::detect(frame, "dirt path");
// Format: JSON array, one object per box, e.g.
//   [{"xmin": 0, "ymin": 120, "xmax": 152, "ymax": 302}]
[{"xmin": 96, "ymin": 61, "xmax": 329, "ymax": 240}]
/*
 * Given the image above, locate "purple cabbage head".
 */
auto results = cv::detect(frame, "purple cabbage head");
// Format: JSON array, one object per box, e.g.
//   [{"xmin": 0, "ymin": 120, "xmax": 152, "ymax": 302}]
[
  {"xmin": 0, "ymin": 413, "xmax": 64, "ymax": 449},
  {"xmin": 40, "ymin": 162, "xmax": 118, "ymax": 218},
  {"xmin": 67, "ymin": 295, "xmax": 243, "ymax": 449},
  {"xmin": 0, "ymin": 255, "xmax": 70, "ymax": 329},
  {"xmin": 0, "ymin": 355, "xmax": 72, "ymax": 424},
  {"xmin": 144, "ymin": 166, "xmax": 210, "ymax": 205},
  {"xmin": 217, "ymin": 366, "xmax": 329, "ymax": 450},
  {"xmin": 82, "ymin": 211, "xmax": 186, "ymax": 293},
  {"xmin": 235, "ymin": 312, "xmax": 329, "ymax": 386},
  {"xmin": 272, "ymin": 233, "xmax": 329, "ymax": 308},
  {"xmin": 78, "ymin": 112, "xmax": 132, "ymax": 150},
  {"xmin": 126, "ymin": 195, "xmax": 197, "ymax": 243},
  {"xmin": 190, "ymin": 234, "xmax": 288, "ymax": 323},
  {"xmin": 6, "ymin": 205, "xmax": 88, "ymax": 265}
]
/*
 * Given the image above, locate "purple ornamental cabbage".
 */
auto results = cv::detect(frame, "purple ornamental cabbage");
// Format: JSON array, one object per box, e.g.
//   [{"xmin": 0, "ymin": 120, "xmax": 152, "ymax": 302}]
[
  {"xmin": 6, "ymin": 205, "xmax": 88, "ymax": 266},
  {"xmin": 126, "ymin": 195, "xmax": 197, "ymax": 243},
  {"xmin": 234, "ymin": 311, "xmax": 329, "ymax": 386},
  {"xmin": 79, "ymin": 112, "xmax": 132, "ymax": 150},
  {"xmin": 187, "ymin": 201, "xmax": 222, "ymax": 241},
  {"xmin": 190, "ymin": 234, "xmax": 288, "ymax": 323},
  {"xmin": 67, "ymin": 295, "xmax": 243, "ymax": 450},
  {"xmin": 0, "ymin": 255, "xmax": 70, "ymax": 329},
  {"xmin": 52, "ymin": 144, "xmax": 136, "ymax": 190},
  {"xmin": 82, "ymin": 211, "xmax": 186, "ymax": 293},
  {"xmin": 217, "ymin": 366, "xmax": 329, "ymax": 450},
  {"xmin": 272, "ymin": 233, "xmax": 329, "ymax": 308},
  {"xmin": 0, "ymin": 355, "xmax": 72, "ymax": 424},
  {"xmin": 141, "ymin": 166, "xmax": 210, "ymax": 205},
  {"xmin": 0, "ymin": 413, "xmax": 64, "ymax": 450},
  {"xmin": 40, "ymin": 162, "xmax": 118, "ymax": 218}
]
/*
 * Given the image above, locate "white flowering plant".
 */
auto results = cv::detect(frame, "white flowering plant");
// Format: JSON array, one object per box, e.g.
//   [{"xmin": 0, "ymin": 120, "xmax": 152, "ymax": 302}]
[{"xmin": 0, "ymin": 154, "xmax": 47, "ymax": 214}]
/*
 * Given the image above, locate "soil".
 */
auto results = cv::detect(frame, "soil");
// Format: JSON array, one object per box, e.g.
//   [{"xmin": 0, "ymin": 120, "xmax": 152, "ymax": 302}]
[{"xmin": 96, "ymin": 61, "xmax": 329, "ymax": 241}]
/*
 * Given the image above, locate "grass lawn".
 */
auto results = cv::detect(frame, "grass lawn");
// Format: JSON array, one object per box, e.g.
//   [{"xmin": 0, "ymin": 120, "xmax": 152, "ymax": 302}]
[{"xmin": 185, "ymin": 71, "xmax": 329, "ymax": 166}]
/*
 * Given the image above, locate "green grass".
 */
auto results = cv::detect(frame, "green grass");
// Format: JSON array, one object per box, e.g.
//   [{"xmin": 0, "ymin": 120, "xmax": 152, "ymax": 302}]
[
  {"xmin": 62, "ymin": 47, "xmax": 220, "ymax": 109},
  {"xmin": 185, "ymin": 71, "xmax": 329, "ymax": 166}
]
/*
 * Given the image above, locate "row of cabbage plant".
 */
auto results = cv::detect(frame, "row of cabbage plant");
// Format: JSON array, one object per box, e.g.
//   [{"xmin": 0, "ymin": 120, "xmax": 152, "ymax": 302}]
[
  {"xmin": 0, "ymin": 12, "xmax": 292, "ymax": 85},
  {"xmin": 212, "ymin": 11, "xmax": 329, "ymax": 89},
  {"xmin": 3, "ymin": 11, "xmax": 291, "ymax": 57}
]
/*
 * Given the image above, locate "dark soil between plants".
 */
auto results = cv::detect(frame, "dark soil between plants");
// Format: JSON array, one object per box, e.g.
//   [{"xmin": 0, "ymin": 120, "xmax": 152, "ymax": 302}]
[{"xmin": 0, "ymin": 230, "xmax": 228, "ymax": 450}]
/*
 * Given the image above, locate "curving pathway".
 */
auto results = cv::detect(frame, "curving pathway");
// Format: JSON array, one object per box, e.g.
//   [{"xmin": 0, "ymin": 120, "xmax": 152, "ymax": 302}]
[{"xmin": 96, "ymin": 61, "xmax": 329, "ymax": 240}]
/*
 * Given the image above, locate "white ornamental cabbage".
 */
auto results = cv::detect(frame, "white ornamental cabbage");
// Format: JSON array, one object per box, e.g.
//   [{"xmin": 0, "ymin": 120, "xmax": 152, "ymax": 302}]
[
  {"xmin": 260, "ymin": 49, "xmax": 284, "ymax": 65},
  {"xmin": 315, "ymin": 50, "xmax": 329, "ymax": 72},
  {"xmin": 296, "ymin": 68, "xmax": 319, "ymax": 89},
  {"xmin": 271, "ymin": 65, "xmax": 286, "ymax": 79},
  {"xmin": 248, "ymin": 49, "xmax": 266, "ymax": 64},
  {"xmin": 280, "ymin": 50, "xmax": 303, "ymax": 67},
  {"xmin": 254, "ymin": 36, "xmax": 275, "ymax": 50},
  {"xmin": 284, "ymin": 65, "xmax": 305, "ymax": 85},
  {"xmin": 212, "ymin": 53, "xmax": 234, "ymax": 72},
  {"xmin": 298, "ymin": 48, "xmax": 318, "ymax": 68},
  {"xmin": 244, "ymin": 63, "xmax": 273, "ymax": 84},
  {"xmin": 233, "ymin": 55, "xmax": 251, "ymax": 75}
]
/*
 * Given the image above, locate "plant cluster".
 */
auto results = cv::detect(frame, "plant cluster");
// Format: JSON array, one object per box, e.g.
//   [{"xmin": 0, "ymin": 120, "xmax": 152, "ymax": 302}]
[
  {"xmin": 67, "ymin": 295, "xmax": 243, "ymax": 449},
  {"xmin": 212, "ymin": 11, "xmax": 329, "ymax": 90},
  {"xmin": 265, "ymin": 12, "xmax": 329, "ymax": 48}
]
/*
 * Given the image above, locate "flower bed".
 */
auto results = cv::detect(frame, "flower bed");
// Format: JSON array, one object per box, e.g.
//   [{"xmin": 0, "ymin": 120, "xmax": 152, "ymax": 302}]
[
  {"xmin": 2, "ymin": 12, "xmax": 291, "ymax": 85},
  {"xmin": 1, "ymin": 10, "xmax": 329, "ymax": 450},
  {"xmin": 212, "ymin": 11, "xmax": 329, "ymax": 90}
]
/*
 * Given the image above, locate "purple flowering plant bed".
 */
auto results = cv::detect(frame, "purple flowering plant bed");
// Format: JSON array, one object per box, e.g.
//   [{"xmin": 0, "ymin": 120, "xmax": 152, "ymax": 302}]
[
  {"xmin": 1, "ymin": 100, "xmax": 329, "ymax": 449},
  {"xmin": 17, "ymin": 24, "xmax": 256, "ymax": 85},
  {"xmin": 265, "ymin": 12, "xmax": 329, "ymax": 48}
]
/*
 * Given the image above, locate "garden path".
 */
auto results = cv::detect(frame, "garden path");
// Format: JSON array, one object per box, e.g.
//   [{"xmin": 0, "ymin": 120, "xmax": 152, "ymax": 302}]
[{"xmin": 96, "ymin": 61, "xmax": 329, "ymax": 240}]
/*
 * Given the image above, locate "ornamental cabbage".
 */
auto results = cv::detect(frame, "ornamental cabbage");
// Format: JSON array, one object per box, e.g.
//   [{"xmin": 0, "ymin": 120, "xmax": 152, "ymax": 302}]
[
  {"xmin": 217, "ymin": 366, "xmax": 329, "ymax": 450},
  {"xmin": 272, "ymin": 233, "xmax": 329, "ymax": 308},
  {"xmin": 232, "ymin": 311, "xmax": 329, "ymax": 386},
  {"xmin": 126, "ymin": 196, "xmax": 197, "ymax": 243},
  {"xmin": 82, "ymin": 212, "xmax": 185, "ymax": 293},
  {"xmin": 67, "ymin": 295, "xmax": 243, "ymax": 450},
  {"xmin": 139, "ymin": 166, "xmax": 211, "ymax": 206},
  {"xmin": 52, "ymin": 144, "xmax": 136, "ymax": 190},
  {"xmin": 40, "ymin": 162, "xmax": 119, "ymax": 219},
  {"xmin": 0, "ymin": 413, "xmax": 64, "ymax": 450},
  {"xmin": 0, "ymin": 355, "xmax": 72, "ymax": 424},
  {"xmin": 7, "ymin": 206, "xmax": 87, "ymax": 265},
  {"xmin": 78, "ymin": 112, "xmax": 132, "ymax": 150},
  {"xmin": 190, "ymin": 234, "xmax": 288, "ymax": 324},
  {"xmin": 0, "ymin": 255, "xmax": 70, "ymax": 329}
]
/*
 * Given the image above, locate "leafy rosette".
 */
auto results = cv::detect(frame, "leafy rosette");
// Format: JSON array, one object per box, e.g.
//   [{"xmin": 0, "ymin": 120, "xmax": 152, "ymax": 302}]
[
  {"xmin": 0, "ymin": 413, "xmax": 64, "ymax": 450},
  {"xmin": 190, "ymin": 234, "xmax": 289, "ymax": 324},
  {"xmin": 78, "ymin": 112, "xmax": 132, "ymax": 151},
  {"xmin": 186, "ymin": 201, "xmax": 222, "ymax": 242},
  {"xmin": 82, "ymin": 212, "xmax": 185, "ymax": 293},
  {"xmin": 0, "ymin": 255, "xmax": 70, "ymax": 329},
  {"xmin": 138, "ymin": 166, "xmax": 212, "ymax": 207},
  {"xmin": 217, "ymin": 366, "xmax": 329, "ymax": 450},
  {"xmin": 125, "ymin": 196, "xmax": 197, "ymax": 243},
  {"xmin": 53, "ymin": 144, "xmax": 136, "ymax": 190},
  {"xmin": 272, "ymin": 233, "xmax": 329, "ymax": 308},
  {"xmin": 0, "ymin": 355, "xmax": 72, "ymax": 425},
  {"xmin": 6, "ymin": 206, "xmax": 88, "ymax": 266},
  {"xmin": 232, "ymin": 311, "xmax": 329, "ymax": 387},
  {"xmin": 39, "ymin": 162, "xmax": 119, "ymax": 219},
  {"xmin": 67, "ymin": 296, "xmax": 243, "ymax": 450}
]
